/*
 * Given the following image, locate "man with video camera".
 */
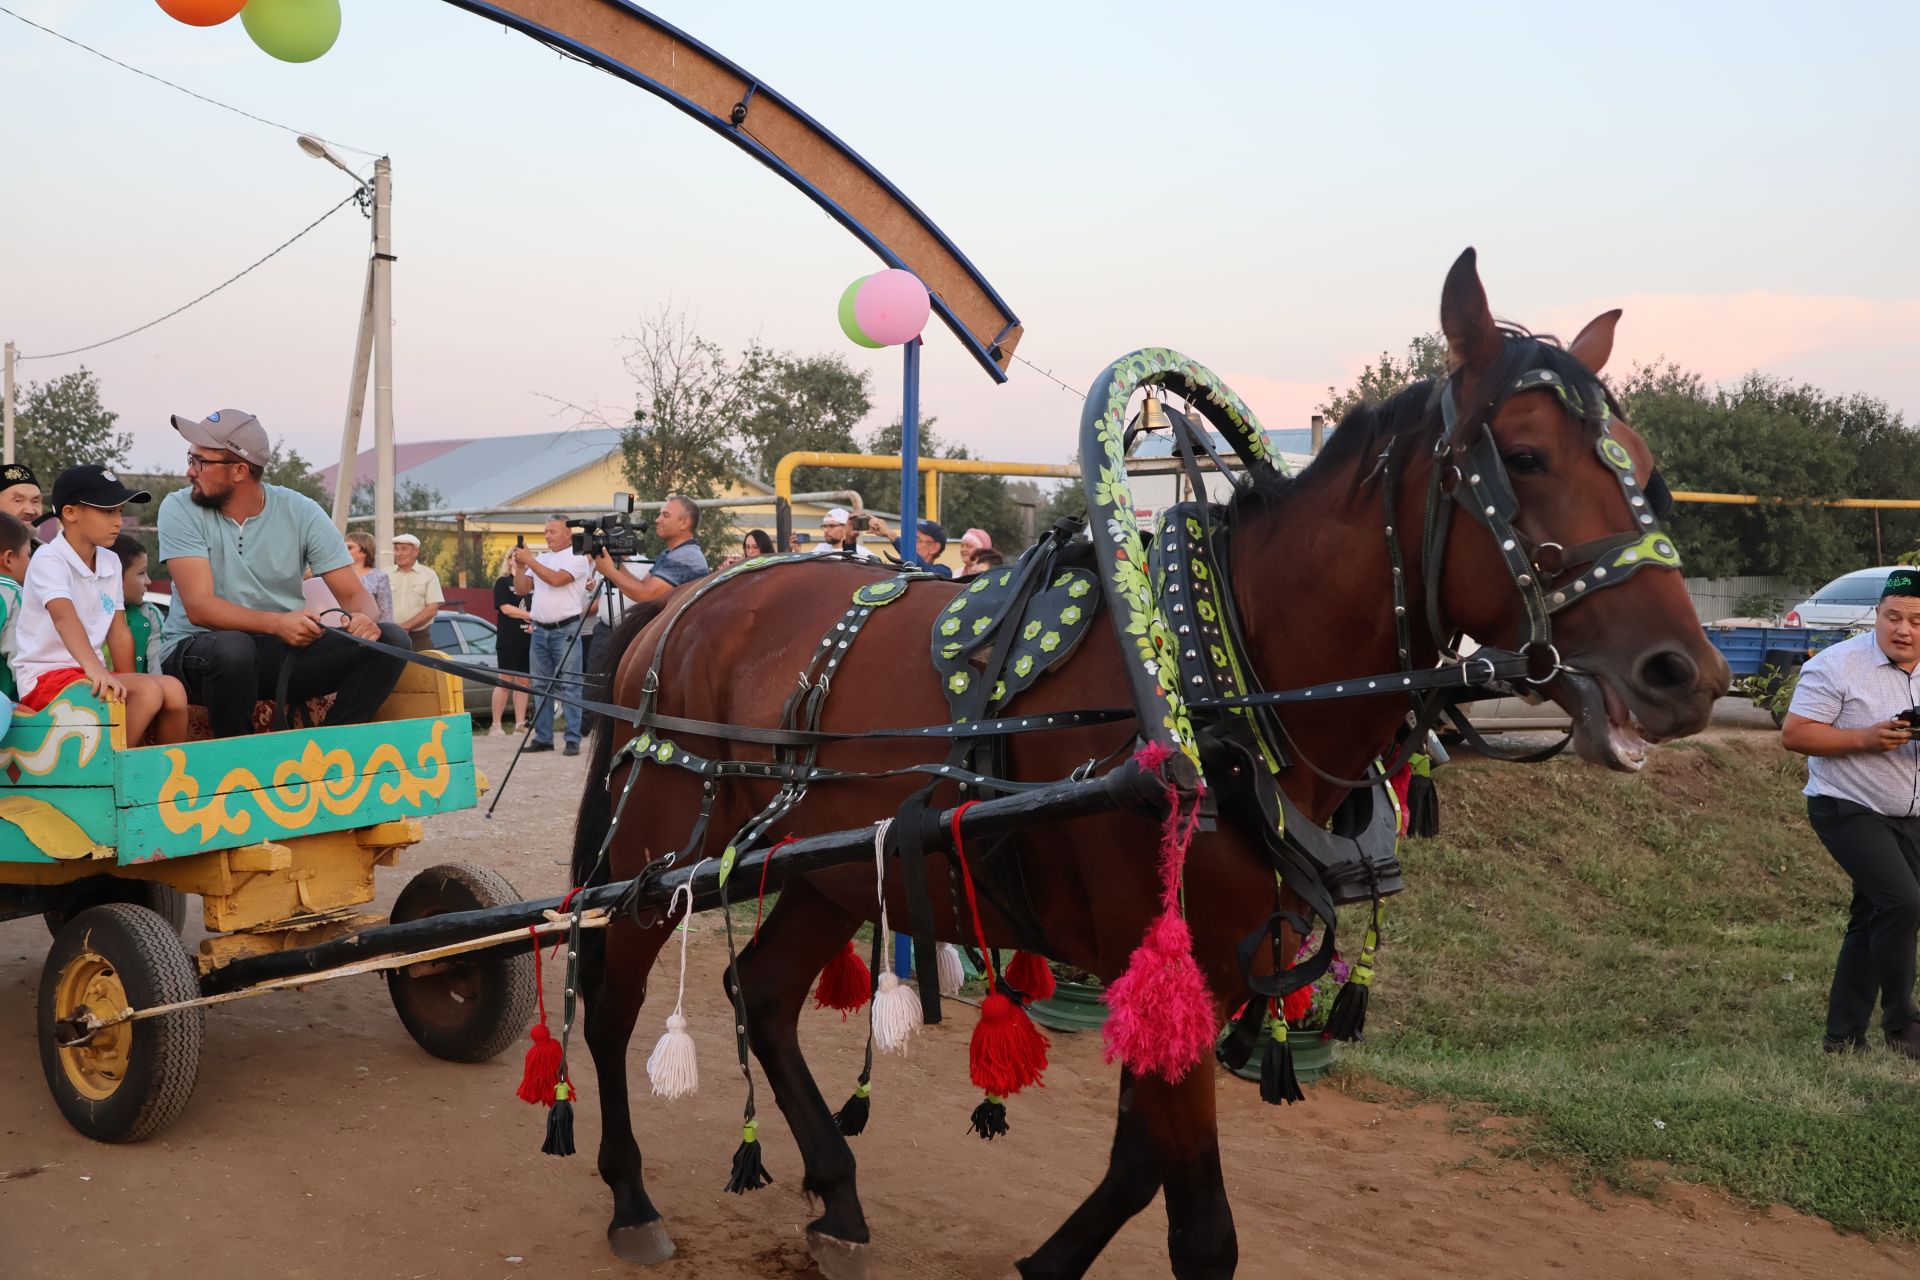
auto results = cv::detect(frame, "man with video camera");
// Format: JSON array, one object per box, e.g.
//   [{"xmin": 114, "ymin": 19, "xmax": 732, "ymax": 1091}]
[
  {"xmin": 595, "ymin": 493, "xmax": 710, "ymax": 606},
  {"xmin": 1782, "ymin": 567, "xmax": 1920, "ymax": 1059}
]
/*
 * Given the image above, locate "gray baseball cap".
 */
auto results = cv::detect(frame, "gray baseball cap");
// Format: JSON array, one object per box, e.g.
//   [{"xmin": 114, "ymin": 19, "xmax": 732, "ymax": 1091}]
[{"xmin": 171, "ymin": 409, "xmax": 270, "ymax": 467}]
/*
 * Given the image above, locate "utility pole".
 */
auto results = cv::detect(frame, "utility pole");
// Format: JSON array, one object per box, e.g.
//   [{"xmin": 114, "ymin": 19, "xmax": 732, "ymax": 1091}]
[
  {"xmin": 3, "ymin": 342, "xmax": 15, "ymax": 465},
  {"xmin": 369, "ymin": 156, "xmax": 396, "ymax": 569},
  {"xmin": 1310, "ymin": 413, "xmax": 1324, "ymax": 455},
  {"xmin": 303, "ymin": 138, "xmax": 395, "ymax": 568}
]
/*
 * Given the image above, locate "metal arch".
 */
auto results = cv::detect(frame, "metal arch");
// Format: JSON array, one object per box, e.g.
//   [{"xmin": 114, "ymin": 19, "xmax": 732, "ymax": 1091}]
[{"xmin": 437, "ymin": 0, "xmax": 1024, "ymax": 383}]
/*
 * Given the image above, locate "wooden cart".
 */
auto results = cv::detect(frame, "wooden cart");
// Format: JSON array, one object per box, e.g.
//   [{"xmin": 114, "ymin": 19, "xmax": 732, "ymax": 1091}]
[{"xmin": 0, "ymin": 662, "xmax": 531, "ymax": 1143}]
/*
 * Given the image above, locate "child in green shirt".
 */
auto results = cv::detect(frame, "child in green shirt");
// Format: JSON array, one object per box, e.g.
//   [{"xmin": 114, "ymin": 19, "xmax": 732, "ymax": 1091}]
[
  {"xmin": 0, "ymin": 511, "xmax": 29, "ymax": 719},
  {"xmin": 111, "ymin": 534, "xmax": 164, "ymax": 675}
]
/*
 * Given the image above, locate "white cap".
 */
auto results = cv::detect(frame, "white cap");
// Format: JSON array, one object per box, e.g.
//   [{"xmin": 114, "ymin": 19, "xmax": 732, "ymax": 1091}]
[
  {"xmin": 824, "ymin": 507, "xmax": 851, "ymax": 523},
  {"xmin": 392, "ymin": 533, "xmax": 422, "ymax": 547}
]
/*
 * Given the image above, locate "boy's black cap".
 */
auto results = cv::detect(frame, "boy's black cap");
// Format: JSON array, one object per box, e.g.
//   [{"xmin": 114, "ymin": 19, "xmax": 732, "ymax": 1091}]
[{"xmin": 49, "ymin": 465, "xmax": 151, "ymax": 520}]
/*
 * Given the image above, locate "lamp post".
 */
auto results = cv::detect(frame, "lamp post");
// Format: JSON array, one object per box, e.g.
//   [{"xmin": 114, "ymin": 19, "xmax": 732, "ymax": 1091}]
[{"xmin": 301, "ymin": 136, "xmax": 396, "ymax": 568}]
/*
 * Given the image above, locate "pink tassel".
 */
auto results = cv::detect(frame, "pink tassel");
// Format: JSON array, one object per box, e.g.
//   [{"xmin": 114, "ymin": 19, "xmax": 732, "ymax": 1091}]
[{"xmin": 1101, "ymin": 740, "xmax": 1215, "ymax": 1081}]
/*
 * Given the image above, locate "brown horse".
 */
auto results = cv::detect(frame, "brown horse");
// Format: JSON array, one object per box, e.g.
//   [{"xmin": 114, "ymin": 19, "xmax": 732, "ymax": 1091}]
[{"xmin": 568, "ymin": 250, "xmax": 1731, "ymax": 1278}]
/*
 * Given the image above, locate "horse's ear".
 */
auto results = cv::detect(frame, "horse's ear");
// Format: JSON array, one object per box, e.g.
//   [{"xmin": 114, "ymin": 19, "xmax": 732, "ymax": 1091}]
[
  {"xmin": 1567, "ymin": 309, "xmax": 1623, "ymax": 375},
  {"xmin": 1439, "ymin": 248, "xmax": 1501, "ymax": 377}
]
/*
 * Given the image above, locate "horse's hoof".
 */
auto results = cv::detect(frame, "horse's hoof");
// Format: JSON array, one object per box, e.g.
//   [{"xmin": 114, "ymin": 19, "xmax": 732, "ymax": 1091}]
[
  {"xmin": 609, "ymin": 1220, "xmax": 677, "ymax": 1265},
  {"xmin": 806, "ymin": 1230, "xmax": 871, "ymax": 1280}
]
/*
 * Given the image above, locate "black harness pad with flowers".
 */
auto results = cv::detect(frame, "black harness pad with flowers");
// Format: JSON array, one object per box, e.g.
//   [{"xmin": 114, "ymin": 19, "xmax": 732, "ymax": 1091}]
[{"xmin": 931, "ymin": 562, "xmax": 1100, "ymax": 721}]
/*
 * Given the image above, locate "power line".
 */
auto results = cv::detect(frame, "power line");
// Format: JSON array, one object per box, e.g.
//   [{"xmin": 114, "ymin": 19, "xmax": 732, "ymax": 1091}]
[
  {"xmin": 19, "ymin": 190, "xmax": 363, "ymax": 363},
  {"xmin": 0, "ymin": 4, "xmax": 378, "ymax": 159},
  {"xmin": 1011, "ymin": 351, "xmax": 1086, "ymax": 399}
]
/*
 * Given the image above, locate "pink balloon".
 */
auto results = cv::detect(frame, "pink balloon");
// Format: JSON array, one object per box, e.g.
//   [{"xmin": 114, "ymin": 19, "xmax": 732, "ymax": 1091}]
[{"xmin": 853, "ymin": 269, "xmax": 930, "ymax": 347}]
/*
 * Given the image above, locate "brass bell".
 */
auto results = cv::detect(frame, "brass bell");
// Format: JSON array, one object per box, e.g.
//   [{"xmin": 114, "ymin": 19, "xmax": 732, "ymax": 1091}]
[{"xmin": 1139, "ymin": 391, "xmax": 1171, "ymax": 434}]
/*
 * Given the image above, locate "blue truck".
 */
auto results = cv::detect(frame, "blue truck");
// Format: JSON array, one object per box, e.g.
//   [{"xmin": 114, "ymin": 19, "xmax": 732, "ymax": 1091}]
[{"xmin": 1706, "ymin": 622, "xmax": 1854, "ymax": 726}]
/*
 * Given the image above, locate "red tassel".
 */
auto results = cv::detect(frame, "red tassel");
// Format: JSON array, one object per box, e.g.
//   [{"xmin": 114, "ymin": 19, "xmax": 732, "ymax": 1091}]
[
  {"xmin": 517, "ymin": 1021, "xmax": 563, "ymax": 1106},
  {"xmin": 813, "ymin": 940, "xmax": 872, "ymax": 1018},
  {"xmin": 1281, "ymin": 984, "xmax": 1312, "ymax": 1025},
  {"xmin": 1006, "ymin": 951, "xmax": 1056, "ymax": 1003},
  {"xmin": 969, "ymin": 989, "xmax": 1050, "ymax": 1097}
]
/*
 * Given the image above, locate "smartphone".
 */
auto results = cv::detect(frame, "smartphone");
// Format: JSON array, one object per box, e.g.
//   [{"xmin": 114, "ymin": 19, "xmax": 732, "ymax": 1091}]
[{"xmin": 515, "ymin": 534, "xmax": 526, "ymax": 548}]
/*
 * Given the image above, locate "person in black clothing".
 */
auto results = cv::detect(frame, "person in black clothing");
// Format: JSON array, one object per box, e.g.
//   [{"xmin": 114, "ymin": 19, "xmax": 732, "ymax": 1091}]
[{"xmin": 489, "ymin": 548, "xmax": 532, "ymax": 736}]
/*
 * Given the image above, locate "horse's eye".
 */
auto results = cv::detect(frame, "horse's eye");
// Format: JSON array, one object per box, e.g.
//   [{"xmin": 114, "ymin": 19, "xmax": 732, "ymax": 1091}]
[{"xmin": 1503, "ymin": 450, "xmax": 1547, "ymax": 476}]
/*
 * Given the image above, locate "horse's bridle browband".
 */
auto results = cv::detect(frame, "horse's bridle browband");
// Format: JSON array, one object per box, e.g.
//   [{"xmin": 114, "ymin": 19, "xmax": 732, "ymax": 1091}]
[{"xmin": 1419, "ymin": 359, "xmax": 1681, "ymax": 674}]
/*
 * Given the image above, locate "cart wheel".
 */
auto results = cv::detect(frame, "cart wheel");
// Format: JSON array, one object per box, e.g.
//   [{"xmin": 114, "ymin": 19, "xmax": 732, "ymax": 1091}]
[
  {"xmin": 387, "ymin": 863, "xmax": 537, "ymax": 1064},
  {"xmin": 37, "ymin": 903, "xmax": 204, "ymax": 1143},
  {"xmin": 44, "ymin": 879, "xmax": 188, "ymax": 938}
]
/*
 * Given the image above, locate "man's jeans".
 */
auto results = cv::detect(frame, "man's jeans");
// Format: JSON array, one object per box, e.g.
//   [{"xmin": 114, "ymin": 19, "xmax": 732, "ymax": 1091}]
[
  {"xmin": 528, "ymin": 621, "xmax": 583, "ymax": 747},
  {"xmin": 162, "ymin": 623, "xmax": 411, "ymax": 738}
]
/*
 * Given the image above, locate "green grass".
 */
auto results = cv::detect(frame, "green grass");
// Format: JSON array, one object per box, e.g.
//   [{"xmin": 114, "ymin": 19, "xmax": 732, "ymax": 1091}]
[{"xmin": 1342, "ymin": 739, "xmax": 1920, "ymax": 1237}]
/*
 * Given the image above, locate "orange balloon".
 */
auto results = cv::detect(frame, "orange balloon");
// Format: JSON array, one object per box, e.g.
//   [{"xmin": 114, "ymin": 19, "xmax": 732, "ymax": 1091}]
[{"xmin": 157, "ymin": 0, "xmax": 248, "ymax": 26}]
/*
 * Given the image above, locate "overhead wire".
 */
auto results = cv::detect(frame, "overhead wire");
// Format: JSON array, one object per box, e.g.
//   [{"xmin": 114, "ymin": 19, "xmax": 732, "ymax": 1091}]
[
  {"xmin": 0, "ymin": 4, "xmax": 379, "ymax": 159},
  {"xmin": 18, "ymin": 189, "xmax": 364, "ymax": 362}
]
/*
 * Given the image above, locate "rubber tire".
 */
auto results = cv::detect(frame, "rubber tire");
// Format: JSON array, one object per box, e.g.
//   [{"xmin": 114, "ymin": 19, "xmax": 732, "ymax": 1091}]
[
  {"xmin": 386, "ymin": 862, "xmax": 537, "ymax": 1064},
  {"xmin": 37, "ymin": 903, "xmax": 205, "ymax": 1143},
  {"xmin": 44, "ymin": 879, "xmax": 189, "ymax": 938}
]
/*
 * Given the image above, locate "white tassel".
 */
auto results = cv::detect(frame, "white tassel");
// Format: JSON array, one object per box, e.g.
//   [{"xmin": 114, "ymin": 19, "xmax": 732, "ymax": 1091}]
[
  {"xmin": 872, "ymin": 971, "xmax": 924, "ymax": 1055},
  {"xmin": 646, "ymin": 874, "xmax": 705, "ymax": 1100},
  {"xmin": 868, "ymin": 820, "xmax": 925, "ymax": 1055},
  {"xmin": 647, "ymin": 1012, "xmax": 698, "ymax": 1098},
  {"xmin": 937, "ymin": 943, "xmax": 965, "ymax": 997}
]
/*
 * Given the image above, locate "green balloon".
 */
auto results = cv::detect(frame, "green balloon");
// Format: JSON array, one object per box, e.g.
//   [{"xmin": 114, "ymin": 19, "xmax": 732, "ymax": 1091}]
[
  {"xmin": 839, "ymin": 276, "xmax": 882, "ymax": 348},
  {"xmin": 241, "ymin": 0, "xmax": 341, "ymax": 64}
]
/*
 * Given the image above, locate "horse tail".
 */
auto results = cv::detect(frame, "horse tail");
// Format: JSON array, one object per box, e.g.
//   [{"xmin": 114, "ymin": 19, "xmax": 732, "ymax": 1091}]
[{"xmin": 571, "ymin": 598, "xmax": 667, "ymax": 892}]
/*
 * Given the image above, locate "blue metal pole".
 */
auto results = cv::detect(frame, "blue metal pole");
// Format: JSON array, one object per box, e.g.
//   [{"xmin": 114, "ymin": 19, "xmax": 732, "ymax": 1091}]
[{"xmin": 898, "ymin": 336, "xmax": 922, "ymax": 565}]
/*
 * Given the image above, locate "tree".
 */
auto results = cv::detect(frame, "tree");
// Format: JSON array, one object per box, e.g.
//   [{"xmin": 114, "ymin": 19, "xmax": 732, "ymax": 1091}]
[
  {"xmin": 732, "ymin": 347, "xmax": 871, "ymax": 482},
  {"xmin": 1620, "ymin": 362, "xmax": 1917, "ymax": 582},
  {"xmin": 1318, "ymin": 331, "xmax": 1450, "ymax": 424},
  {"xmin": 266, "ymin": 442, "xmax": 329, "ymax": 507},
  {"xmin": 12, "ymin": 367, "xmax": 132, "ymax": 482}
]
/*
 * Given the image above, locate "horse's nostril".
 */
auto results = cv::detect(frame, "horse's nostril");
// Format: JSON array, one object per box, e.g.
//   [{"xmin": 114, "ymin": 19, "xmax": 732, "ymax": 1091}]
[{"xmin": 1635, "ymin": 646, "xmax": 1698, "ymax": 694}]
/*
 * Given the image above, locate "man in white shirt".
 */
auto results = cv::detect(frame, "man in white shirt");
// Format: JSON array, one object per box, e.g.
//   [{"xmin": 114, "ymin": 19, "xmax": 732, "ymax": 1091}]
[
  {"xmin": 389, "ymin": 533, "xmax": 445, "ymax": 651},
  {"xmin": 813, "ymin": 506, "xmax": 870, "ymax": 559},
  {"xmin": 511, "ymin": 514, "xmax": 591, "ymax": 755}
]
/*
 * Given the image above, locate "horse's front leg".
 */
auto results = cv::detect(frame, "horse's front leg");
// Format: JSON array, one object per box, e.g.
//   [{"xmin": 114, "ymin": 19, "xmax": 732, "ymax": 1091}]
[
  {"xmin": 1020, "ymin": 1061, "xmax": 1235, "ymax": 1280},
  {"xmin": 729, "ymin": 877, "xmax": 871, "ymax": 1279},
  {"xmin": 581, "ymin": 916, "xmax": 678, "ymax": 1265},
  {"xmin": 1016, "ymin": 1068, "xmax": 1163, "ymax": 1280}
]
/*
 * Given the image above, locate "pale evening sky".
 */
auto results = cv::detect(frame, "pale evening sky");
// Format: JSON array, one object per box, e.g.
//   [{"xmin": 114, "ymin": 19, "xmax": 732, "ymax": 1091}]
[{"xmin": 3, "ymin": 0, "xmax": 1916, "ymax": 480}]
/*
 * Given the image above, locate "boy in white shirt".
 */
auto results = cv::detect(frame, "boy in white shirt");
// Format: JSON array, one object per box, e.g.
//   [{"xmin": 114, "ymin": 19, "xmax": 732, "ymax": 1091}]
[{"xmin": 17, "ymin": 466, "xmax": 188, "ymax": 746}]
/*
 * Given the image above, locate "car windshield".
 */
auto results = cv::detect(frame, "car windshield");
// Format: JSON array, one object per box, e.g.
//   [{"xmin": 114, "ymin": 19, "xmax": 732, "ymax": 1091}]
[{"xmin": 1811, "ymin": 572, "xmax": 1888, "ymax": 606}]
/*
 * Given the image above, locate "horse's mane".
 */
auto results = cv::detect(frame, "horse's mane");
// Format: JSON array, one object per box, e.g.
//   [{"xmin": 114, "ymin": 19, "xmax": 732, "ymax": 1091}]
[{"xmin": 1229, "ymin": 326, "xmax": 1613, "ymax": 517}]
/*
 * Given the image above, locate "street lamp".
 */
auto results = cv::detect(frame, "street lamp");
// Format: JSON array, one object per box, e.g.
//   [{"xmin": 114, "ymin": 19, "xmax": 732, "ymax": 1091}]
[{"xmin": 300, "ymin": 135, "xmax": 397, "ymax": 569}]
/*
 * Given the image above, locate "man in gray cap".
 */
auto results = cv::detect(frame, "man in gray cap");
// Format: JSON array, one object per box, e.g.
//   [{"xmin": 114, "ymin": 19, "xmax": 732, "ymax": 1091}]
[{"xmin": 155, "ymin": 409, "xmax": 410, "ymax": 737}]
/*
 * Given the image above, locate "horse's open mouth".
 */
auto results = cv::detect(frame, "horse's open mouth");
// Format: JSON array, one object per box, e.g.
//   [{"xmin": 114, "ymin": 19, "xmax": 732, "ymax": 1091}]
[{"xmin": 1558, "ymin": 671, "xmax": 1652, "ymax": 772}]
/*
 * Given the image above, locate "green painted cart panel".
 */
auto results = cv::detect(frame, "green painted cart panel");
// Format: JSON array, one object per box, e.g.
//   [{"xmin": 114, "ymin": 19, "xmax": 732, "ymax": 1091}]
[
  {"xmin": 0, "ymin": 693, "xmax": 118, "ymax": 788},
  {"xmin": 0, "ymin": 685, "xmax": 476, "ymax": 867},
  {"xmin": 114, "ymin": 716, "xmax": 475, "ymax": 864}
]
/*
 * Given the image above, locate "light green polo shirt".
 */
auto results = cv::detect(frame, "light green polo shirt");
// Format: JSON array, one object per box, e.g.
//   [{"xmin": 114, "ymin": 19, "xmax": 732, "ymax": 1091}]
[{"xmin": 155, "ymin": 484, "xmax": 350, "ymax": 667}]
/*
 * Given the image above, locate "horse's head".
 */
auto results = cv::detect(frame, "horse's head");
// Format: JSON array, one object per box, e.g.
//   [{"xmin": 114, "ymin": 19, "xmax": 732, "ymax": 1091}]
[{"xmin": 1431, "ymin": 249, "xmax": 1729, "ymax": 771}]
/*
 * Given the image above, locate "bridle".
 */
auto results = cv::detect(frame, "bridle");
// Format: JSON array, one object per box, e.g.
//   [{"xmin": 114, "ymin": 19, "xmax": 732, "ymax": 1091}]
[{"xmin": 1385, "ymin": 348, "xmax": 1681, "ymax": 694}]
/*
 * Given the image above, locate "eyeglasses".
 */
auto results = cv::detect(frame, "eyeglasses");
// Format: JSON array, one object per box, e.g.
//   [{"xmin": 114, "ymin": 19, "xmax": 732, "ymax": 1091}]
[{"xmin": 185, "ymin": 452, "xmax": 241, "ymax": 472}]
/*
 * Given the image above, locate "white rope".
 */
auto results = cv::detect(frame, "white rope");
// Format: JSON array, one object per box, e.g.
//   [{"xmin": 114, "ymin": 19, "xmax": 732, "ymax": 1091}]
[
  {"xmin": 868, "ymin": 818, "xmax": 923, "ymax": 1053},
  {"xmin": 647, "ymin": 858, "xmax": 709, "ymax": 1098}
]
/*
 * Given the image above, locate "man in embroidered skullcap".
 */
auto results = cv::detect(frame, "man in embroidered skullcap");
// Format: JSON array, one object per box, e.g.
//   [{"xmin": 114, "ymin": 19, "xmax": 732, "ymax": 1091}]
[
  {"xmin": 1783, "ymin": 566, "xmax": 1920, "ymax": 1059},
  {"xmin": 0, "ymin": 463, "xmax": 42, "ymax": 526}
]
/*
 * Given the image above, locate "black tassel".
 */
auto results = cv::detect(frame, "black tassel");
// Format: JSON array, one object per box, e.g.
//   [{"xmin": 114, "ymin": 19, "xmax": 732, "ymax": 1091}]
[
  {"xmin": 1259, "ymin": 1025, "xmax": 1304, "ymax": 1105},
  {"xmin": 725, "ymin": 1123, "xmax": 774, "ymax": 1194},
  {"xmin": 541, "ymin": 1083, "xmax": 576, "ymax": 1157},
  {"xmin": 969, "ymin": 1095, "xmax": 1009, "ymax": 1141},
  {"xmin": 1407, "ymin": 772, "xmax": 1439, "ymax": 837},
  {"xmin": 1216, "ymin": 997, "xmax": 1268, "ymax": 1072},
  {"xmin": 1325, "ymin": 979, "xmax": 1370, "ymax": 1043},
  {"xmin": 834, "ymin": 1081, "xmax": 871, "ymax": 1137}
]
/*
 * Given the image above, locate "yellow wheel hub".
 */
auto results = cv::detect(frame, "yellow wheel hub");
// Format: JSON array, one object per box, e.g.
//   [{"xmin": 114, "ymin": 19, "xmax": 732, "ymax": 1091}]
[{"xmin": 54, "ymin": 952, "xmax": 132, "ymax": 1101}]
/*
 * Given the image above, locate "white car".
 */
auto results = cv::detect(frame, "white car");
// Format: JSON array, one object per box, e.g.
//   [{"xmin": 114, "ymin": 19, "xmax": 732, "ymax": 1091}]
[{"xmin": 1784, "ymin": 565, "xmax": 1906, "ymax": 630}]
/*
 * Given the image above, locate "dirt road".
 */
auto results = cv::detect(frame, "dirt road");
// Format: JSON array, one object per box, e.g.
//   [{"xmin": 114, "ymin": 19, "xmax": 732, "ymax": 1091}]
[{"xmin": 3, "ymin": 735, "xmax": 1913, "ymax": 1279}]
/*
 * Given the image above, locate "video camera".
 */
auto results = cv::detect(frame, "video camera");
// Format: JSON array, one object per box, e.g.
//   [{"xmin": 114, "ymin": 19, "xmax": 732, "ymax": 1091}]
[
  {"xmin": 569, "ymin": 492, "xmax": 641, "ymax": 560},
  {"xmin": 1896, "ymin": 707, "xmax": 1920, "ymax": 734}
]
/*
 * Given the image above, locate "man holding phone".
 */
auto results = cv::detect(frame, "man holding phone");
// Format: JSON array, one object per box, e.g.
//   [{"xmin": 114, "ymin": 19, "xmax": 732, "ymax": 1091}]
[{"xmin": 1782, "ymin": 567, "xmax": 1920, "ymax": 1058}]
